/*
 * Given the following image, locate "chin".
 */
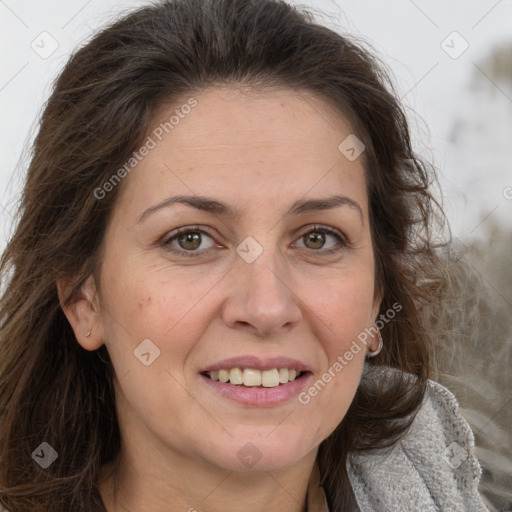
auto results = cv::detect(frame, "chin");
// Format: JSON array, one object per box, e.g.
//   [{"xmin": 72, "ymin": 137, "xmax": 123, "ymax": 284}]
[{"xmin": 206, "ymin": 431, "xmax": 316, "ymax": 473}]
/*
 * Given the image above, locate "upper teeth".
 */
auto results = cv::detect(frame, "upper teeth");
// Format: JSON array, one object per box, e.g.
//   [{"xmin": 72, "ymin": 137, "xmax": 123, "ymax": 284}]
[{"xmin": 207, "ymin": 368, "xmax": 300, "ymax": 387}]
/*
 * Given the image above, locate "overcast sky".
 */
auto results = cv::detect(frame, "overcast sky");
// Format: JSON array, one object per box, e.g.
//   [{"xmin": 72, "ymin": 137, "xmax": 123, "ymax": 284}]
[{"xmin": 1, "ymin": 0, "xmax": 512, "ymax": 245}]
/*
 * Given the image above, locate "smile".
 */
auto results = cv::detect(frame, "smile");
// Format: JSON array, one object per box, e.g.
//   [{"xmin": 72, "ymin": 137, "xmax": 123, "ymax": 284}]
[
  {"xmin": 203, "ymin": 368, "xmax": 304, "ymax": 388},
  {"xmin": 200, "ymin": 368, "xmax": 311, "ymax": 407}
]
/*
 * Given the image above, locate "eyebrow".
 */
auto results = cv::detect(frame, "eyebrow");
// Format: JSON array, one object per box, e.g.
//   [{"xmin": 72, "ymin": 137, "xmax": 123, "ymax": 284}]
[{"xmin": 136, "ymin": 194, "xmax": 363, "ymax": 223}]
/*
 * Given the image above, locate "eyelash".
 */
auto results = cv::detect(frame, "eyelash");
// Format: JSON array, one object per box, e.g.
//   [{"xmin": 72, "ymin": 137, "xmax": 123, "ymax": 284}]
[{"xmin": 161, "ymin": 224, "xmax": 349, "ymax": 258}]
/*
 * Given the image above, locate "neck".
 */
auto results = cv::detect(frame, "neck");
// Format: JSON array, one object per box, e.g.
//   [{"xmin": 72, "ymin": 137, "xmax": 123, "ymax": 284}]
[{"xmin": 98, "ymin": 445, "xmax": 318, "ymax": 512}]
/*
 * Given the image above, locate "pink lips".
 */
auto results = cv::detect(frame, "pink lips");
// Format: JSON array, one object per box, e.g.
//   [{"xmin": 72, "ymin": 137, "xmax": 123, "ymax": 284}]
[
  {"xmin": 199, "ymin": 354, "xmax": 312, "ymax": 407},
  {"xmin": 200, "ymin": 371, "xmax": 312, "ymax": 406}
]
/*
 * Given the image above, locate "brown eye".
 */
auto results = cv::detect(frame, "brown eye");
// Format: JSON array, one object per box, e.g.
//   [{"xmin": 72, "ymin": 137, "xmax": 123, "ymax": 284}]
[
  {"xmin": 303, "ymin": 231, "xmax": 326, "ymax": 250},
  {"xmin": 294, "ymin": 225, "xmax": 348, "ymax": 254},
  {"xmin": 177, "ymin": 232, "xmax": 202, "ymax": 250},
  {"xmin": 163, "ymin": 227, "xmax": 216, "ymax": 257}
]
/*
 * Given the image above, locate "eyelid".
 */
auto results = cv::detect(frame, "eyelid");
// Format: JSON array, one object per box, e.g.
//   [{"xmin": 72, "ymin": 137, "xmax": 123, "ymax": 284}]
[
  {"xmin": 295, "ymin": 224, "xmax": 348, "ymax": 243},
  {"xmin": 162, "ymin": 225, "xmax": 215, "ymax": 244}
]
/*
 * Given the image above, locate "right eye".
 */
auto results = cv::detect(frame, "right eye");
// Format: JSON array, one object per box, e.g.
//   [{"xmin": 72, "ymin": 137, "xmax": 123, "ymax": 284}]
[{"xmin": 163, "ymin": 226, "xmax": 219, "ymax": 257}]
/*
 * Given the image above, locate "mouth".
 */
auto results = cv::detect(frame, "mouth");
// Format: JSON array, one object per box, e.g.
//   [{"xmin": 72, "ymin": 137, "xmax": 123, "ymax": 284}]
[{"xmin": 200, "ymin": 368, "xmax": 309, "ymax": 388}]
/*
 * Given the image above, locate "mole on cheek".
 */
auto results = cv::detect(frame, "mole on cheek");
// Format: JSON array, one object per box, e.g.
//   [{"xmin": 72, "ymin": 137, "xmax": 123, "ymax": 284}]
[{"xmin": 138, "ymin": 296, "xmax": 152, "ymax": 309}]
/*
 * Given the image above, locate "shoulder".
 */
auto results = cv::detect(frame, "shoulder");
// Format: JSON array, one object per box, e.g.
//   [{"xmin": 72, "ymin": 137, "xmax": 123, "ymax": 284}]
[{"xmin": 347, "ymin": 365, "xmax": 490, "ymax": 512}]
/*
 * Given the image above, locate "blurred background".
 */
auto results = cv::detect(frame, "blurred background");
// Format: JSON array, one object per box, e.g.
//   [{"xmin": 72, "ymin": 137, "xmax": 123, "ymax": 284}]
[{"xmin": 1, "ymin": 0, "xmax": 511, "ymax": 509}]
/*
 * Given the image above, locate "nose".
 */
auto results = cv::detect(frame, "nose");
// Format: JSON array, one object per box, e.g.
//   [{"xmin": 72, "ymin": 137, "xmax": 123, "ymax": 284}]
[{"xmin": 221, "ymin": 239, "xmax": 303, "ymax": 337}]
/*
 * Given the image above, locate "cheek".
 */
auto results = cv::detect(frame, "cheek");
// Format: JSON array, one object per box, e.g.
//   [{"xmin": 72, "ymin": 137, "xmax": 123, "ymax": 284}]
[
  {"xmin": 98, "ymin": 259, "xmax": 221, "ymax": 366},
  {"xmin": 309, "ymin": 269, "xmax": 376, "ymax": 341},
  {"xmin": 300, "ymin": 269, "xmax": 374, "ymax": 409},
  {"xmin": 299, "ymin": 293, "xmax": 370, "ymax": 437},
  {"xmin": 97, "ymin": 268, "xmax": 207, "ymax": 428}
]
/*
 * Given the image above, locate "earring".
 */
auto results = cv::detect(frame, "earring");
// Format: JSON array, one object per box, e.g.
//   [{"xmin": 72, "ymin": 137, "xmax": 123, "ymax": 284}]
[
  {"xmin": 366, "ymin": 330, "xmax": 383, "ymax": 358},
  {"xmin": 85, "ymin": 329, "xmax": 92, "ymax": 338}
]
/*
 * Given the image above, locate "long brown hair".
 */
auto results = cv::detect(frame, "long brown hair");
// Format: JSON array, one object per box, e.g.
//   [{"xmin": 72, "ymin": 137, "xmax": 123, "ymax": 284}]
[{"xmin": 0, "ymin": 1, "xmax": 447, "ymax": 510}]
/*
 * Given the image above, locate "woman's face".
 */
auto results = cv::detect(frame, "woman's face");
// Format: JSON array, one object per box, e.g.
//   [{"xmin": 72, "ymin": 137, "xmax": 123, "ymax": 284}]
[{"xmin": 80, "ymin": 86, "xmax": 380, "ymax": 473}]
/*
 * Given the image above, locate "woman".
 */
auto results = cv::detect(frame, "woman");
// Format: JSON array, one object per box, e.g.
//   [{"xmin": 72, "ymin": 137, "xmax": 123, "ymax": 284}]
[{"xmin": 0, "ymin": 0, "xmax": 491, "ymax": 510}]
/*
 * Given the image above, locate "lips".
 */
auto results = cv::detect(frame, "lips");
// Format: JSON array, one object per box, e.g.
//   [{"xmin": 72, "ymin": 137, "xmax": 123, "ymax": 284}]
[
  {"xmin": 198, "ymin": 355, "xmax": 312, "ymax": 404},
  {"xmin": 199, "ymin": 367, "xmax": 312, "ymax": 406}
]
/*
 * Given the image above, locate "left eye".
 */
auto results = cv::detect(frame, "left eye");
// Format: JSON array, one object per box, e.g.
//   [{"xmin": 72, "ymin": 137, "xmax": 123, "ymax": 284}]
[{"xmin": 294, "ymin": 226, "xmax": 346, "ymax": 252}]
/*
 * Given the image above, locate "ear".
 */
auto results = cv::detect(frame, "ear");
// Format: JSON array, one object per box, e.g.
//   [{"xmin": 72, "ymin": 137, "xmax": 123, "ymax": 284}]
[{"xmin": 56, "ymin": 274, "xmax": 103, "ymax": 351}]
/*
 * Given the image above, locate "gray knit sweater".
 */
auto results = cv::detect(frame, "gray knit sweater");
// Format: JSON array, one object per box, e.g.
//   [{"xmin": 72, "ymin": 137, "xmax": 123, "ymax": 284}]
[{"xmin": 345, "ymin": 366, "xmax": 490, "ymax": 512}]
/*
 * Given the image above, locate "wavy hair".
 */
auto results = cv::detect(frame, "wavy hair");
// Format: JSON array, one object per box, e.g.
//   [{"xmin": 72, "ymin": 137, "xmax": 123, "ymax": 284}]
[{"xmin": 0, "ymin": 0, "xmax": 447, "ymax": 510}]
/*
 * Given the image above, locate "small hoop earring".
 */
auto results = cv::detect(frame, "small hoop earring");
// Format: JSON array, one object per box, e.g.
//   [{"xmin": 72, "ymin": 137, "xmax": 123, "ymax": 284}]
[{"xmin": 366, "ymin": 330, "xmax": 383, "ymax": 358}]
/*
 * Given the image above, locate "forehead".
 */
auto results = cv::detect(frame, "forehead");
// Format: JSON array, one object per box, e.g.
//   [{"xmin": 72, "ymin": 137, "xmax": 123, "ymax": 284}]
[
  {"xmin": 151, "ymin": 85, "xmax": 357, "ymax": 156},
  {"xmin": 116, "ymin": 85, "xmax": 369, "ymax": 219}
]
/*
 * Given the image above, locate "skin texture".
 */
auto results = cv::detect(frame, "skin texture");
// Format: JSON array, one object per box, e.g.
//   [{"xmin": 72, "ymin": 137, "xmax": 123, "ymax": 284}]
[{"xmin": 58, "ymin": 86, "xmax": 382, "ymax": 512}]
